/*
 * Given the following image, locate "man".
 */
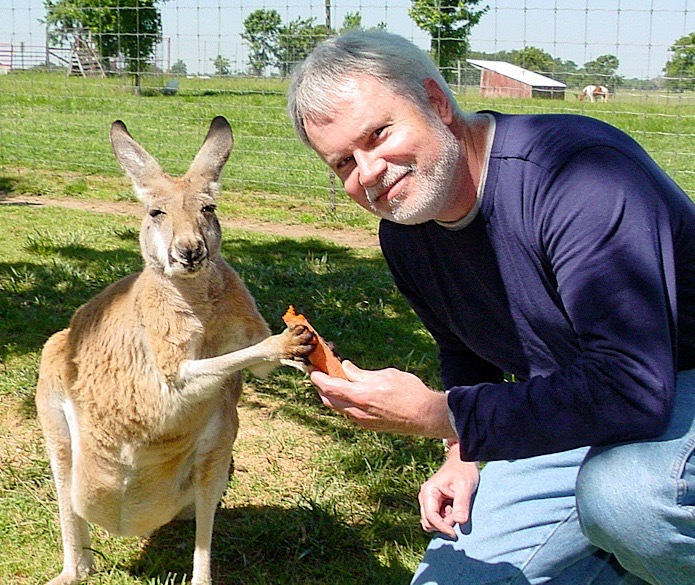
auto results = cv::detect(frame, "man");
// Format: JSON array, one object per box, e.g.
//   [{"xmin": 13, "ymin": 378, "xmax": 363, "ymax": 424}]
[{"xmin": 288, "ymin": 30, "xmax": 695, "ymax": 584}]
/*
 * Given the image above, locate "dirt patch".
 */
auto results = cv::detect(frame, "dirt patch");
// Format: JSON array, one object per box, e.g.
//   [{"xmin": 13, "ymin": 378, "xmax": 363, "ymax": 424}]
[
  {"xmin": 0, "ymin": 194, "xmax": 380, "ymax": 250},
  {"xmin": 0, "ymin": 394, "xmax": 43, "ymax": 470},
  {"xmin": 227, "ymin": 390, "xmax": 330, "ymax": 509}
]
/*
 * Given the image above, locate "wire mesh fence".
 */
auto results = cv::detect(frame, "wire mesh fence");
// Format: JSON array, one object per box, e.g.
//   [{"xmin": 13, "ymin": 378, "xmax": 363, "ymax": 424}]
[{"xmin": 1, "ymin": 0, "xmax": 694, "ymax": 204}]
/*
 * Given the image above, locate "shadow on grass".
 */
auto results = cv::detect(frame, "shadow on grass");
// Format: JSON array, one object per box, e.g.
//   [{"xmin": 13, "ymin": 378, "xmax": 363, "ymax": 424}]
[
  {"xmin": 223, "ymin": 235, "xmax": 439, "ymax": 376},
  {"xmin": 3, "ymin": 211, "xmax": 439, "ymax": 583},
  {"xmin": 128, "ymin": 503, "xmax": 421, "ymax": 585},
  {"xmin": 1, "ymin": 220, "xmax": 438, "ymax": 380},
  {"xmin": 0, "ymin": 235, "xmax": 142, "ymax": 364}
]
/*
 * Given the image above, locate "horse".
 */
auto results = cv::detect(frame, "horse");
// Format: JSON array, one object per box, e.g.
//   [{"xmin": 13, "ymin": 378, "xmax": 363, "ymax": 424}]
[{"xmin": 579, "ymin": 85, "xmax": 609, "ymax": 102}]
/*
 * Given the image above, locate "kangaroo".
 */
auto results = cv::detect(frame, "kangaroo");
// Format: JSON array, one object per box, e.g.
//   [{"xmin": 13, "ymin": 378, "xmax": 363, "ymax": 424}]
[{"xmin": 35, "ymin": 116, "xmax": 315, "ymax": 585}]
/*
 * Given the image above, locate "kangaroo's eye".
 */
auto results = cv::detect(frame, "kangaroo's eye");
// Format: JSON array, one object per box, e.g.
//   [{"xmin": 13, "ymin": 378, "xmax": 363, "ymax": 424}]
[
  {"xmin": 202, "ymin": 204, "xmax": 217, "ymax": 214},
  {"xmin": 149, "ymin": 209, "xmax": 165, "ymax": 218}
]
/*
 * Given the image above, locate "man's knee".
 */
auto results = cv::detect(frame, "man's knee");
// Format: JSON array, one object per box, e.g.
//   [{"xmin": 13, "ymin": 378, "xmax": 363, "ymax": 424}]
[{"xmin": 576, "ymin": 447, "xmax": 662, "ymax": 555}]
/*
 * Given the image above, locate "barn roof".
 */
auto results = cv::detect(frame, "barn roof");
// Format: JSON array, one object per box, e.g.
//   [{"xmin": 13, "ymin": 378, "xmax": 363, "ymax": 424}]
[{"xmin": 467, "ymin": 59, "xmax": 567, "ymax": 88}]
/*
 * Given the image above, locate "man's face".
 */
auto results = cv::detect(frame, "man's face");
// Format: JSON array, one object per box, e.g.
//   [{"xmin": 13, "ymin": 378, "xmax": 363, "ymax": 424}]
[{"xmin": 304, "ymin": 75, "xmax": 461, "ymax": 225}]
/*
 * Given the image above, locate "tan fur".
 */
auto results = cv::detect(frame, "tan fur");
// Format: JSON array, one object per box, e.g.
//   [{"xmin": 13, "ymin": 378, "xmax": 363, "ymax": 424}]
[{"xmin": 35, "ymin": 116, "xmax": 314, "ymax": 585}]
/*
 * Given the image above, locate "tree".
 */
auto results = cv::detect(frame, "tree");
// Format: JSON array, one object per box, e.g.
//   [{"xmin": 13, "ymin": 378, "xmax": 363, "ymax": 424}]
[
  {"xmin": 211, "ymin": 55, "xmax": 231, "ymax": 76},
  {"xmin": 409, "ymin": 0, "xmax": 488, "ymax": 82},
  {"xmin": 584, "ymin": 54, "xmax": 619, "ymax": 82},
  {"xmin": 275, "ymin": 17, "xmax": 329, "ymax": 76},
  {"xmin": 340, "ymin": 12, "xmax": 363, "ymax": 33},
  {"xmin": 44, "ymin": 0, "xmax": 163, "ymax": 73},
  {"xmin": 551, "ymin": 58, "xmax": 578, "ymax": 86},
  {"xmin": 241, "ymin": 9, "xmax": 282, "ymax": 76},
  {"xmin": 664, "ymin": 32, "xmax": 695, "ymax": 91},
  {"xmin": 339, "ymin": 12, "xmax": 387, "ymax": 33},
  {"xmin": 170, "ymin": 59, "xmax": 187, "ymax": 75},
  {"xmin": 508, "ymin": 46, "xmax": 555, "ymax": 75}
]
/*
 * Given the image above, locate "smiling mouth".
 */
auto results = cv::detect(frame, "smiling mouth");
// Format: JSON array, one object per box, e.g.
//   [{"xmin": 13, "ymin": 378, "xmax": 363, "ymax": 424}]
[{"xmin": 366, "ymin": 167, "xmax": 414, "ymax": 204}]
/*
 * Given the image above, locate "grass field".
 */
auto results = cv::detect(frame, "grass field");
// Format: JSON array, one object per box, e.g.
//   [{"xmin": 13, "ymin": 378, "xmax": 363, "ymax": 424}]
[
  {"xmin": 1, "ymin": 72, "xmax": 694, "ymax": 210},
  {"xmin": 1, "ymin": 72, "xmax": 694, "ymax": 584},
  {"xmin": 0, "ymin": 203, "xmax": 442, "ymax": 584}
]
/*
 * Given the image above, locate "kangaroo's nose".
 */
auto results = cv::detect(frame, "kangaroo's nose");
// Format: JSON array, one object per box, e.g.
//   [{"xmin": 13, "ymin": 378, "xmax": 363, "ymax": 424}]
[{"xmin": 180, "ymin": 241, "xmax": 206, "ymax": 266}]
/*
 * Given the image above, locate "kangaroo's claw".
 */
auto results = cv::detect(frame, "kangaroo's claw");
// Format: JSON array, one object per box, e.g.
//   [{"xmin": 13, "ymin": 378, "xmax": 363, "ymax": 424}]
[{"xmin": 283, "ymin": 324, "xmax": 317, "ymax": 361}]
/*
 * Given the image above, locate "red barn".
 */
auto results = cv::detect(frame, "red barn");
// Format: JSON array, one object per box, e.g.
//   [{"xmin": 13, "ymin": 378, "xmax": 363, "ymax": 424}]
[{"xmin": 467, "ymin": 59, "xmax": 566, "ymax": 99}]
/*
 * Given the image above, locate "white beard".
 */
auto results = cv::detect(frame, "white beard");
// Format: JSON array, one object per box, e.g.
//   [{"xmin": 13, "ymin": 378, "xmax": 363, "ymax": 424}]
[{"xmin": 366, "ymin": 119, "xmax": 461, "ymax": 225}]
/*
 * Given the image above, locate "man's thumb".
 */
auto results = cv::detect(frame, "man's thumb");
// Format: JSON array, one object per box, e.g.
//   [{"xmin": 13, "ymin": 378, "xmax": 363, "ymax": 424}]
[{"xmin": 340, "ymin": 360, "xmax": 364, "ymax": 381}]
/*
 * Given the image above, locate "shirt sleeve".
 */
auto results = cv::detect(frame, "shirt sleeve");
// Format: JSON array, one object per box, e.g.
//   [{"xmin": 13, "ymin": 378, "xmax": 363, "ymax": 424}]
[
  {"xmin": 379, "ymin": 228, "xmax": 504, "ymax": 389},
  {"xmin": 448, "ymin": 145, "xmax": 678, "ymax": 461}
]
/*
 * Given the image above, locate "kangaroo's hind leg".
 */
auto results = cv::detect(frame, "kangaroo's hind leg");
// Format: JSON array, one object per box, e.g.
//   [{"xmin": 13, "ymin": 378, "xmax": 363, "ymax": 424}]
[
  {"xmin": 190, "ymin": 379, "xmax": 240, "ymax": 585},
  {"xmin": 36, "ymin": 336, "xmax": 94, "ymax": 585}
]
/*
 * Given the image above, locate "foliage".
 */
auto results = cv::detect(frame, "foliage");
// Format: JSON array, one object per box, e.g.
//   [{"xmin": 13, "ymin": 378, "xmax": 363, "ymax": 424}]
[
  {"xmin": 240, "ymin": 11, "xmax": 328, "ymax": 77},
  {"xmin": 341, "ymin": 12, "xmax": 363, "ymax": 32},
  {"xmin": 276, "ymin": 17, "xmax": 330, "ymax": 77},
  {"xmin": 241, "ymin": 8, "xmax": 282, "ymax": 76},
  {"xmin": 238, "ymin": 9, "xmax": 385, "ymax": 76},
  {"xmin": 211, "ymin": 54, "xmax": 231, "ymax": 76},
  {"xmin": 467, "ymin": 48, "xmax": 623, "ymax": 89},
  {"xmin": 509, "ymin": 46, "xmax": 556, "ymax": 74},
  {"xmin": 507, "ymin": 47, "xmax": 582, "ymax": 86},
  {"xmin": 409, "ymin": 0, "xmax": 488, "ymax": 82},
  {"xmin": 582, "ymin": 54, "xmax": 621, "ymax": 89},
  {"xmin": 170, "ymin": 59, "xmax": 187, "ymax": 76},
  {"xmin": 664, "ymin": 31, "xmax": 695, "ymax": 91},
  {"xmin": 339, "ymin": 12, "xmax": 386, "ymax": 34},
  {"xmin": 43, "ymin": 0, "xmax": 163, "ymax": 73}
]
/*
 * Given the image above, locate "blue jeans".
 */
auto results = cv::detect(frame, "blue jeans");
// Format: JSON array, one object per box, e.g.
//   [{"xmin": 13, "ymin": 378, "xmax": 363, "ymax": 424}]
[{"xmin": 412, "ymin": 368, "xmax": 695, "ymax": 585}]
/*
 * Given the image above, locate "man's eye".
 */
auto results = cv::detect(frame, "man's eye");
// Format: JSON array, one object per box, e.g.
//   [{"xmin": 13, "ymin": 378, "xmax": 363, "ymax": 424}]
[
  {"xmin": 336, "ymin": 156, "xmax": 354, "ymax": 170},
  {"xmin": 374, "ymin": 126, "xmax": 387, "ymax": 138}
]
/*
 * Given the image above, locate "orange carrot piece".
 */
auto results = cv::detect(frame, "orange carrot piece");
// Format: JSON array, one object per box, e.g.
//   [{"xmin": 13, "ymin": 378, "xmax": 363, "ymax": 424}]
[{"xmin": 282, "ymin": 305, "xmax": 348, "ymax": 379}]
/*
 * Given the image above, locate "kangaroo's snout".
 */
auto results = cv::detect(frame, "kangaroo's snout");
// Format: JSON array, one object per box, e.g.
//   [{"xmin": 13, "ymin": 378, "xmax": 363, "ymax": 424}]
[{"xmin": 172, "ymin": 238, "xmax": 208, "ymax": 273}]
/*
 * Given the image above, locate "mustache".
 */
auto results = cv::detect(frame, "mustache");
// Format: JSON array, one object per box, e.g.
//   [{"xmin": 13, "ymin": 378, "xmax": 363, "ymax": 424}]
[{"xmin": 365, "ymin": 163, "xmax": 415, "ymax": 203}]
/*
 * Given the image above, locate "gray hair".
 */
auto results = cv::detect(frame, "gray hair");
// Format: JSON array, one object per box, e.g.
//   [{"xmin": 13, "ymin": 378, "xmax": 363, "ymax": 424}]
[{"xmin": 287, "ymin": 30, "xmax": 462, "ymax": 147}]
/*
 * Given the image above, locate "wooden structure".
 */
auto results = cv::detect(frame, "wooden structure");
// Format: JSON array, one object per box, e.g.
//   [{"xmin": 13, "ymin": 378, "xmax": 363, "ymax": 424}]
[
  {"xmin": 68, "ymin": 32, "xmax": 105, "ymax": 77},
  {"xmin": 0, "ymin": 42, "xmax": 11, "ymax": 74},
  {"xmin": 467, "ymin": 59, "xmax": 566, "ymax": 99}
]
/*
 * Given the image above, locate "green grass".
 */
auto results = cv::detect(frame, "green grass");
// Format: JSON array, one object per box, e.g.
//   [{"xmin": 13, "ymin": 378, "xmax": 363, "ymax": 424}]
[
  {"xmin": 1, "ymin": 71, "xmax": 694, "ymax": 584},
  {"xmin": 1, "ymin": 72, "xmax": 694, "ymax": 211},
  {"xmin": 0, "ymin": 204, "xmax": 442, "ymax": 584}
]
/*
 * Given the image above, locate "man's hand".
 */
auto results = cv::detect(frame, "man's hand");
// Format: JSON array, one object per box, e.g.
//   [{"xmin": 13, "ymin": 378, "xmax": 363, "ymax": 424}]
[
  {"xmin": 418, "ymin": 443, "xmax": 479, "ymax": 538},
  {"xmin": 309, "ymin": 360, "xmax": 455, "ymax": 438}
]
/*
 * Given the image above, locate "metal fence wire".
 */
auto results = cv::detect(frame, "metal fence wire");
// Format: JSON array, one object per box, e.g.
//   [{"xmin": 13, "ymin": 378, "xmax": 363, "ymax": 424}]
[{"xmin": 1, "ymin": 0, "xmax": 694, "ymax": 200}]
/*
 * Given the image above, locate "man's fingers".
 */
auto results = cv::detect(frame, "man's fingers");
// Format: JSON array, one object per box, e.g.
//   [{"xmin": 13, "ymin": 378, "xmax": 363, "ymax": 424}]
[
  {"xmin": 311, "ymin": 368, "xmax": 367, "ymax": 406},
  {"xmin": 316, "ymin": 389, "xmax": 352, "ymax": 411},
  {"xmin": 421, "ymin": 512, "xmax": 456, "ymax": 538},
  {"xmin": 419, "ymin": 489, "xmax": 457, "ymax": 537},
  {"xmin": 450, "ymin": 492, "xmax": 472, "ymax": 526},
  {"xmin": 339, "ymin": 359, "xmax": 367, "ymax": 381}
]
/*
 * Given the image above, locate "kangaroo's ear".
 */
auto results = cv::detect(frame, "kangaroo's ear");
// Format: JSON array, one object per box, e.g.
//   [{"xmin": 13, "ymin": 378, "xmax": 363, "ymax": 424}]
[
  {"xmin": 185, "ymin": 116, "xmax": 234, "ymax": 190},
  {"xmin": 110, "ymin": 120, "xmax": 166, "ymax": 203}
]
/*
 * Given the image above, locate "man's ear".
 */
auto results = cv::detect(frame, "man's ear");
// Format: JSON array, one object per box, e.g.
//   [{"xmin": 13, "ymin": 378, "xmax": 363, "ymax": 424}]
[{"xmin": 424, "ymin": 78, "xmax": 454, "ymax": 125}]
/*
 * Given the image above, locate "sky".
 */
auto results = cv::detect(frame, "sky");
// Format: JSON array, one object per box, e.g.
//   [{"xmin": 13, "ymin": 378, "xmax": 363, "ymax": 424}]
[{"xmin": 1, "ymin": 0, "xmax": 693, "ymax": 79}]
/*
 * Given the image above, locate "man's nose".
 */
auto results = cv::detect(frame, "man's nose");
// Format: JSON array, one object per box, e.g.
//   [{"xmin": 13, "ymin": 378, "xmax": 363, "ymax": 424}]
[{"xmin": 355, "ymin": 151, "xmax": 387, "ymax": 188}]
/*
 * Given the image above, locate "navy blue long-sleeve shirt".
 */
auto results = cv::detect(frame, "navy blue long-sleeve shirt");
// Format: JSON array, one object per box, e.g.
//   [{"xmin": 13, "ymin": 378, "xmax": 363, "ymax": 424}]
[{"xmin": 379, "ymin": 113, "xmax": 695, "ymax": 462}]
